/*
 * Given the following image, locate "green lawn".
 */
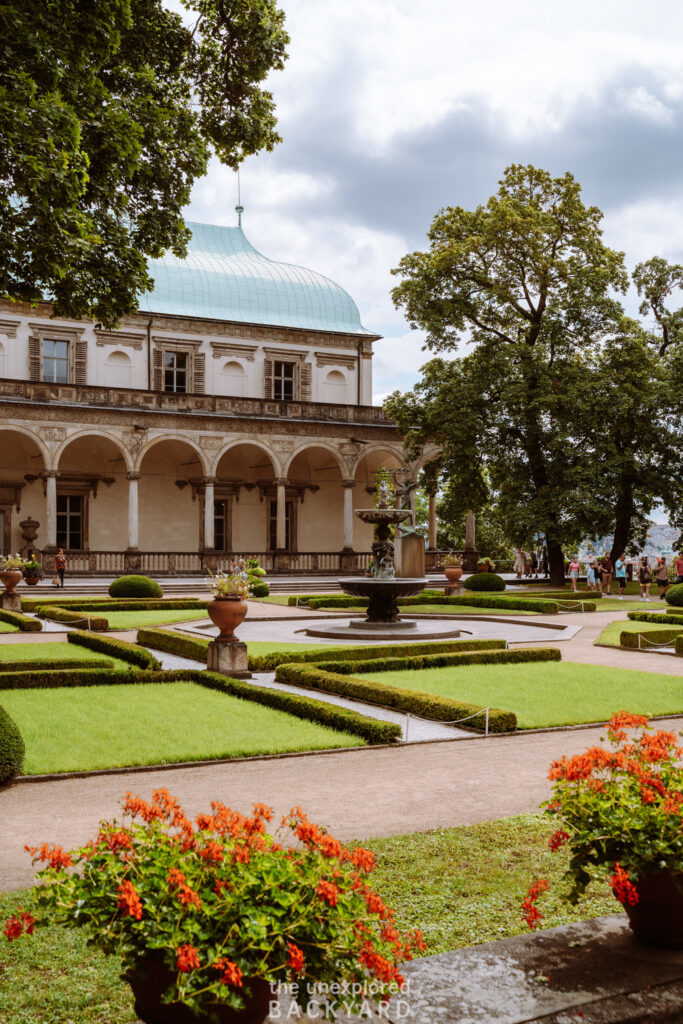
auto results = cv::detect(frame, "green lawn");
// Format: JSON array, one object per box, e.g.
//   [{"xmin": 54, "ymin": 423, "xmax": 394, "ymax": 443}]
[
  {"xmin": 1, "ymin": 683, "xmax": 364, "ymax": 774},
  {"xmin": 103, "ymin": 609, "xmax": 213, "ymax": 630},
  {"xmin": 0, "ymin": 814, "xmax": 618, "ymax": 1024},
  {"xmin": 596, "ymin": 619, "xmax": 683, "ymax": 648},
  {"xmin": 0, "ymin": 641, "xmax": 131, "ymax": 671},
  {"xmin": 363, "ymin": 661, "xmax": 683, "ymax": 728},
  {"xmin": 0, "ymin": 621, "xmax": 18, "ymax": 632}
]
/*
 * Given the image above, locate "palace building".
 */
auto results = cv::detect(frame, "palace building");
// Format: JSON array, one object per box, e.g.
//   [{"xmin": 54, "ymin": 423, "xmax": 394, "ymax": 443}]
[{"xmin": 0, "ymin": 217, "xmax": 432, "ymax": 574}]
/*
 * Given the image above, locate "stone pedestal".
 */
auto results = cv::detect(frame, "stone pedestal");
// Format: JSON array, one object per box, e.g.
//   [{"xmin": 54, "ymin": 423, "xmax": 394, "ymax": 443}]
[
  {"xmin": 0, "ymin": 591, "xmax": 21, "ymax": 613},
  {"xmin": 207, "ymin": 640, "xmax": 252, "ymax": 679},
  {"xmin": 397, "ymin": 534, "xmax": 426, "ymax": 579},
  {"xmin": 445, "ymin": 583, "xmax": 465, "ymax": 597}
]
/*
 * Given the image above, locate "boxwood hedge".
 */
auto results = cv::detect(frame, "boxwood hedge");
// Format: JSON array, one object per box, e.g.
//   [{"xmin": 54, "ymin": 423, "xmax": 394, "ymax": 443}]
[
  {"xmin": 0, "ymin": 659, "xmax": 113, "ymax": 672},
  {"xmin": 274, "ymin": 663, "xmax": 517, "ymax": 733},
  {"xmin": 136, "ymin": 628, "xmax": 209, "ymax": 663},
  {"xmin": 463, "ymin": 572, "xmax": 506, "ymax": 592},
  {"xmin": 0, "ymin": 704, "xmax": 24, "ymax": 783},
  {"xmin": 627, "ymin": 611, "xmax": 683, "ymax": 625},
  {"xmin": 21, "ymin": 597, "xmax": 207, "ymax": 612},
  {"xmin": 620, "ymin": 629, "xmax": 683, "ymax": 650},
  {"xmin": 109, "ymin": 575, "xmax": 163, "ymax": 598},
  {"xmin": 305, "ymin": 646, "xmax": 560, "ymax": 675},
  {"xmin": 68, "ymin": 630, "xmax": 162, "ymax": 669},
  {"xmin": 297, "ymin": 594, "xmax": 560, "ymax": 614},
  {"xmin": 0, "ymin": 668, "xmax": 128, "ymax": 690},
  {"xmin": 665, "ymin": 583, "xmax": 683, "ymax": 607},
  {"xmin": 676, "ymin": 636, "xmax": 683, "ymax": 655},
  {"xmin": 0, "ymin": 608, "xmax": 41, "ymax": 632},
  {"xmin": 35, "ymin": 605, "xmax": 109, "ymax": 631}
]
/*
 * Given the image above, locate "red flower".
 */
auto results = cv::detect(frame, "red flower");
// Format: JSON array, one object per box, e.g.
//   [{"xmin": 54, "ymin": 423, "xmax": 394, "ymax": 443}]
[
  {"xmin": 609, "ymin": 864, "xmax": 639, "ymax": 907},
  {"xmin": 117, "ymin": 880, "xmax": 143, "ymax": 919},
  {"xmin": 548, "ymin": 829, "xmax": 570, "ymax": 852},
  {"xmin": 177, "ymin": 944, "xmax": 201, "ymax": 972},
  {"xmin": 213, "ymin": 957, "xmax": 243, "ymax": 987},
  {"xmin": 24, "ymin": 843, "xmax": 73, "ymax": 870},
  {"xmin": 199, "ymin": 840, "xmax": 224, "ymax": 864},
  {"xmin": 20, "ymin": 911, "xmax": 36, "ymax": 935},
  {"xmin": 316, "ymin": 880, "xmax": 340, "ymax": 907},
  {"xmin": 3, "ymin": 916, "xmax": 22, "ymax": 942},
  {"xmin": 521, "ymin": 878, "xmax": 548, "ymax": 930},
  {"xmin": 286, "ymin": 941, "xmax": 305, "ymax": 974},
  {"xmin": 167, "ymin": 868, "xmax": 186, "ymax": 887},
  {"xmin": 351, "ymin": 847, "xmax": 376, "ymax": 872}
]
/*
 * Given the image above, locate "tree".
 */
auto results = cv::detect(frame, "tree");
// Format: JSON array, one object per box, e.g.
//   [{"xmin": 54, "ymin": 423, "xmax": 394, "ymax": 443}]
[
  {"xmin": 0, "ymin": 0, "xmax": 288, "ymax": 326},
  {"xmin": 388, "ymin": 165, "xmax": 628, "ymax": 585},
  {"xmin": 633, "ymin": 256, "xmax": 683, "ymax": 356}
]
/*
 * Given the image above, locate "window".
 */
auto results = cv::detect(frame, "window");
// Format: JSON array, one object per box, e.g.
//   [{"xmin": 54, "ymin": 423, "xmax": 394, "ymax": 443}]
[
  {"xmin": 57, "ymin": 495, "xmax": 83, "ymax": 549},
  {"xmin": 273, "ymin": 361, "xmax": 295, "ymax": 401},
  {"xmin": 269, "ymin": 499, "xmax": 293, "ymax": 550},
  {"xmin": 214, "ymin": 500, "xmax": 228, "ymax": 551},
  {"xmin": 43, "ymin": 340, "xmax": 69, "ymax": 384},
  {"xmin": 164, "ymin": 351, "xmax": 188, "ymax": 393}
]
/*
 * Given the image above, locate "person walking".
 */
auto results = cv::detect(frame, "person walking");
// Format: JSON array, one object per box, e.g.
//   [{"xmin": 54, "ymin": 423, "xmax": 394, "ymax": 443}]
[
  {"xmin": 54, "ymin": 547, "xmax": 66, "ymax": 588},
  {"xmin": 614, "ymin": 553, "xmax": 627, "ymax": 599},
  {"xmin": 601, "ymin": 553, "xmax": 614, "ymax": 595},
  {"xmin": 675, "ymin": 551, "xmax": 683, "ymax": 585},
  {"xmin": 587, "ymin": 558, "xmax": 598, "ymax": 592},
  {"xmin": 654, "ymin": 556, "xmax": 669, "ymax": 600},
  {"xmin": 567, "ymin": 556, "xmax": 580, "ymax": 593},
  {"xmin": 513, "ymin": 548, "xmax": 526, "ymax": 579},
  {"xmin": 638, "ymin": 556, "xmax": 652, "ymax": 601}
]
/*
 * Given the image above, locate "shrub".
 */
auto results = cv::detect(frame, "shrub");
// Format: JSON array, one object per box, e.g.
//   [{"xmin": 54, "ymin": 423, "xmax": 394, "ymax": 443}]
[
  {"xmin": 627, "ymin": 611, "xmax": 683, "ymax": 625},
  {"xmin": 68, "ymin": 630, "xmax": 162, "ymax": 669},
  {"xmin": 620, "ymin": 629, "xmax": 683, "ymax": 650},
  {"xmin": 464, "ymin": 572, "xmax": 506, "ymax": 592},
  {"xmin": 274, "ymin": 664, "xmax": 516, "ymax": 733},
  {"xmin": 0, "ymin": 659, "xmax": 112, "ymax": 672},
  {"xmin": 0, "ymin": 704, "xmax": 24, "ymax": 783},
  {"xmin": 665, "ymin": 583, "xmax": 683, "ymax": 607},
  {"xmin": 676, "ymin": 636, "xmax": 683, "ymax": 656},
  {"xmin": 248, "ymin": 638, "xmax": 506, "ymax": 671},
  {"xmin": 303, "ymin": 593, "xmax": 559, "ymax": 614},
  {"xmin": 22, "ymin": 597, "xmax": 206, "ymax": 612},
  {"xmin": 0, "ymin": 669, "xmax": 132, "ymax": 690},
  {"xmin": 247, "ymin": 576, "xmax": 270, "ymax": 597},
  {"xmin": 108, "ymin": 575, "xmax": 163, "ymax": 598},
  {"xmin": 311, "ymin": 647, "xmax": 560, "ymax": 675},
  {"xmin": 35, "ymin": 605, "xmax": 109, "ymax": 631},
  {"xmin": 0, "ymin": 608, "xmax": 42, "ymax": 632},
  {"xmin": 136, "ymin": 628, "xmax": 209, "ymax": 663}
]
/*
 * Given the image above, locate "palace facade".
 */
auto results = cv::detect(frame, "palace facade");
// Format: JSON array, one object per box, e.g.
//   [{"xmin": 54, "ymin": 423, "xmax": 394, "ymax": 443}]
[{"xmin": 0, "ymin": 219, "xmax": 433, "ymax": 574}]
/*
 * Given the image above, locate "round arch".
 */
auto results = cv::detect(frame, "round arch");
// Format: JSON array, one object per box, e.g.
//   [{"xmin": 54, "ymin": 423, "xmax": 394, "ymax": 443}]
[
  {"xmin": 284, "ymin": 442, "xmax": 346, "ymax": 480},
  {"xmin": 0, "ymin": 428, "xmax": 49, "ymax": 554},
  {"xmin": 55, "ymin": 430, "xmax": 133, "ymax": 473},
  {"xmin": 212, "ymin": 439, "xmax": 281, "ymax": 478},
  {"xmin": 0, "ymin": 426, "xmax": 50, "ymax": 469},
  {"xmin": 409, "ymin": 445, "xmax": 442, "ymax": 477},
  {"xmin": 351, "ymin": 445, "xmax": 404, "ymax": 480},
  {"xmin": 136, "ymin": 435, "xmax": 209, "ymax": 475}
]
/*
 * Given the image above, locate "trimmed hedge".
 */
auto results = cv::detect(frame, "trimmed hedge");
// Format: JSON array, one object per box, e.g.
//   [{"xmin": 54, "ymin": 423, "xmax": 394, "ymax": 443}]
[
  {"xmin": 0, "ymin": 704, "xmax": 24, "ymax": 783},
  {"xmin": 555, "ymin": 600, "xmax": 597, "ymax": 612},
  {"xmin": 676, "ymin": 636, "xmax": 683, "ymax": 656},
  {"xmin": 300, "ymin": 594, "xmax": 560, "ymax": 614},
  {"xmin": 0, "ymin": 659, "xmax": 113, "ymax": 672},
  {"xmin": 525, "ymin": 590, "xmax": 603, "ymax": 601},
  {"xmin": 22, "ymin": 597, "xmax": 207, "ymax": 612},
  {"xmin": 68, "ymin": 630, "xmax": 162, "ymax": 670},
  {"xmin": 248, "ymin": 578, "xmax": 270, "ymax": 598},
  {"xmin": 303, "ymin": 647, "xmax": 561, "ymax": 676},
  {"xmin": 0, "ymin": 668, "xmax": 129, "ymax": 689},
  {"xmin": 627, "ymin": 611, "xmax": 683, "ymax": 625},
  {"xmin": 665, "ymin": 583, "xmax": 683, "ymax": 607},
  {"xmin": 274, "ymin": 663, "xmax": 517, "ymax": 733},
  {"xmin": 249, "ymin": 638, "xmax": 506, "ymax": 672},
  {"xmin": 620, "ymin": 629, "xmax": 683, "ymax": 650},
  {"xmin": 35, "ymin": 605, "xmax": 109, "ymax": 631},
  {"xmin": 0, "ymin": 608, "xmax": 41, "ymax": 632},
  {"xmin": 109, "ymin": 575, "xmax": 163, "ymax": 598},
  {"xmin": 136, "ymin": 628, "xmax": 209, "ymax": 663},
  {"xmin": 464, "ymin": 572, "xmax": 506, "ymax": 592}
]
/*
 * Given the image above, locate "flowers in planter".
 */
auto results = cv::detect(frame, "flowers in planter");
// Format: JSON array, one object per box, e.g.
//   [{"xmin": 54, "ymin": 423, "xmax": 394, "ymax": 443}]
[
  {"xmin": 441, "ymin": 554, "xmax": 463, "ymax": 568},
  {"xmin": 7, "ymin": 790, "xmax": 424, "ymax": 1018},
  {"xmin": 22, "ymin": 558, "xmax": 43, "ymax": 579},
  {"xmin": 476, "ymin": 557, "xmax": 496, "ymax": 569},
  {"xmin": 0, "ymin": 553, "xmax": 26, "ymax": 571},
  {"xmin": 522, "ymin": 712, "xmax": 683, "ymax": 928},
  {"xmin": 206, "ymin": 570, "xmax": 250, "ymax": 600}
]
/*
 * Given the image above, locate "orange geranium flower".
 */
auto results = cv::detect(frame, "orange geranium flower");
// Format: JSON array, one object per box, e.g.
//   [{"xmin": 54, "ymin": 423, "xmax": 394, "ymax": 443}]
[
  {"xmin": 316, "ymin": 880, "xmax": 340, "ymax": 907},
  {"xmin": 213, "ymin": 957, "xmax": 243, "ymax": 987},
  {"xmin": 286, "ymin": 941, "xmax": 305, "ymax": 974},
  {"xmin": 117, "ymin": 880, "xmax": 143, "ymax": 920},
  {"xmin": 177, "ymin": 944, "xmax": 201, "ymax": 972}
]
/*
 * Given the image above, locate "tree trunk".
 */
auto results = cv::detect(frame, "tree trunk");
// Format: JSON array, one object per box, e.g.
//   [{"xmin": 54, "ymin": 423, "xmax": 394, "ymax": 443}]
[{"xmin": 547, "ymin": 539, "xmax": 566, "ymax": 587}]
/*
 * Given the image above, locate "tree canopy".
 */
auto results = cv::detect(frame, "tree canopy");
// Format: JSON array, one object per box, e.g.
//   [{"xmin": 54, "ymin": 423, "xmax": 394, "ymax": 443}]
[
  {"xmin": 0, "ymin": 0, "xmax": 288, "ymax": 326},
  {"xmin": 387, "ymin": 165, "xmax": 683, "ymax": 584}
]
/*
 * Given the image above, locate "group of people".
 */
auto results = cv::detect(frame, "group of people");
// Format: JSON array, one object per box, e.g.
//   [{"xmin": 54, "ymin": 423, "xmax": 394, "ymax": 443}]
[
  {"xmin": 513, "ymin": 547, "xmax": 548, "ymax": 579},
  {"xmin": 565, "ymin": 552, "xmax": 683, "ymax": 599}
]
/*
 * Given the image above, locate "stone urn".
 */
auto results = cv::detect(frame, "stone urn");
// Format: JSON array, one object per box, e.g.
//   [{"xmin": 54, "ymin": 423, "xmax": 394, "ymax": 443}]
[
  {"xmin": 444, "ymin": 566, "xmax": 463, "ymax": 583},
  {"xmin": 624, "ymin": 871, "xmax": 683, "ymax": 948},
  {"xmin": 128, "ymin": 959, "xmax": 271, "ymax": 1024},
  {"xmin": 207, "ymin": 596, "xmax": 248, "ymax": 642},
  {"xmin": 23, "ymin": 575, "xmax": 41, "ymax": 587},
  {"xmin": 0, "ymin": 569, "xmax": 23, "ymax": 594}
]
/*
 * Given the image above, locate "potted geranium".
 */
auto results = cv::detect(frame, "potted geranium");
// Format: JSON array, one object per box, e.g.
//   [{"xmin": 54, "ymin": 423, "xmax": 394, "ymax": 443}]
[
  {"xmin": 522, "ymin": 712, "xmax": 683, "ymax": 947},
  {"xmin": 22, "ymin": 558, "xmax": 43, "ymax": 586},
  {"xmin": 442, "ymin": 553, "xmax": 463, "ymax": 583},
  {"xmin": 5, "ymin": 790, "xmax": 425, "ymax": 1024},
  {"xmin": 206, "ymin": 571, "xmax": 250, "ymax": 641},
  {"xmin": 0, "ymin": 553, "xmax": 26, "ymax": 594}
]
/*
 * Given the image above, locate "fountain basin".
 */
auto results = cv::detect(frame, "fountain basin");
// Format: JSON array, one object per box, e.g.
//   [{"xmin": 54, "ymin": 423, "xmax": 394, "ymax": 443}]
[{"xmin": 339, "ymin": 577, "xmax": 428, "ymax": 626}]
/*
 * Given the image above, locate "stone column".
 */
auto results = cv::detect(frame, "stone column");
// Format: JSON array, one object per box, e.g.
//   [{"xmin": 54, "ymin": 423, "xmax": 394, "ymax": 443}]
[
  {"xmin": 466, "ymin": 511, "xmax": 476, "ymax": 550},
  {"xmin": 45, "ymin": 470, "xmax": 58, "ymax": 549},
  {"xmin": 427, "ymin": 492, "xmax": 437, "ymax": 550},
  {"xmin": 203, "ymin": 477, "xmax": 216, "ymax": 549},
  {"xmin": 126, "ymin": 472, "xmax": 141, "ymax": 550},
  {"xmin": 274, "ymin": 477, "xmax": 287, "ymax": 550},
  {"xmin": 341, "ymin": 479, "xmax": 355, "ymax": 551}
]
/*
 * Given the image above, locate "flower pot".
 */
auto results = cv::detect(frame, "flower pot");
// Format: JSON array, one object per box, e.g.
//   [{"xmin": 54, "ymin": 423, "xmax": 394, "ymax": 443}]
[
  {"xmin": 0, "ymin": 569, "xmax": 23, "ymax": 594},
  {"xmin": 624, "ymin": 871, "xmax": 683, "ymax": 948},
  {"xmin": 207, "ymin": 596, "xmax": 248, "ymax": 641},
  {"xmin": 476, "ymin": 564, "xmax": 490, "ymax": 573},
  {"xmin": 23, "ymin": 576, "xmax": 41, "ymax": 586},
  {"xmin": 128, "ymin": 959, "xmax": 272, "ymax": 1024},
  {"xmin": 444, "ymin": 567, "xmax": 463, "ymax": 583}
]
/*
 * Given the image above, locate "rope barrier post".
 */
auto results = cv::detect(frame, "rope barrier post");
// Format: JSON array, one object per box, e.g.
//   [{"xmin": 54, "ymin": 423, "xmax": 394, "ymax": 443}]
[
  {"xmin": 485, "ymin": 708, "xmax": 489, "ymax": 736},
  {"xmin": 405, "ymin": 713, "xmax": 410, "ymax": 743}
]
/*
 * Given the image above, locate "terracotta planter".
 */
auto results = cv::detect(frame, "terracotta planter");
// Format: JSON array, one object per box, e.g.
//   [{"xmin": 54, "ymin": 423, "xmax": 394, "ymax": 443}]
[
  {"xmin": 128, "ymin": 959, "xmax": 271, "ymax": 1024},
  {"xmin": 23, "ymin": 576, "xmax": 41, "ymax": 586},
  {"xmin": 624, "ymin": 871, "xmax": 683, "ymax": 948},
  {"xmin": 0, "ymin": 569, "xmax": 23, "ymax": 594},
  {"xmin": 207, "ymin": 596, "xmax": 248, "ymax": 641},
  {"xmin": 476, "ymin": 563, "xmax": 490, "ymax": 573},
  {"xmin": 444, "ymin": 567, "xmax": 463, "ymax": 583}
]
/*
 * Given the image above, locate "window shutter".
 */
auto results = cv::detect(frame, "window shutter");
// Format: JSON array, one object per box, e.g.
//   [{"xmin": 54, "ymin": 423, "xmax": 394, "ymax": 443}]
[
  {"xmin": 153, "ymin": 348, "xmax": 163, "ymax": 390},
  {"xmin": 28, "ymin": 337, "xmax": 41, "ymax": 381},
  {"xmin": 263, "ymin": 358, "xmax": 273, "ymax": 399},
  {"xmin": 73, "ymin": 340, "xmax": 88, "ymax": 385},
  {"xmin": 193, "ymin": 352, "xmax": 205, "ymax": 393},
  {"xmin": 300, "ymin": 362, "xmax": 312, "ymax": 401}
]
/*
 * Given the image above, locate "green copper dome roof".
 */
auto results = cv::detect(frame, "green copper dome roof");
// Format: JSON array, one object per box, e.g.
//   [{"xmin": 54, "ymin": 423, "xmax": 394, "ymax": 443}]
[{"xmin": 138, "ymin": 220, "xmax": 373, "ymax": 335}]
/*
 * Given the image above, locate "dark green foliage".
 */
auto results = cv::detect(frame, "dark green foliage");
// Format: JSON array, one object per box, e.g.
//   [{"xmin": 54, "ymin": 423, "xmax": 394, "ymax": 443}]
[
  {"xmin": 307, "ymin": 647, "xmax": 560, "ymax": 676},
  {"xmin": 620, "ymin": 629, "xmax": 683, "ymax": 650},
  {"xmin": 0, "ymin": 608, "xmax": 41, "ymax": 631},
  {"xmin": 248, "ymin": 639, "xmax": 505, "ymax": 671},
  {"xmin": 529, "ymin": 590, "xmax": 603, "ymax": 600},
  {"xmin": 274, "ymin": 664, "xmax": 517, "ymax": 733},
  {"xmin": 0, "ymin": 659, "xmax": 112, "ymax": 672},
  {"xmin": 0, "ymin": 704, "xmax": 24, "ymax": 783},
  {"xmin": 35, "ymin": 606, "xmax": 109, "ymax": 631},
  {"xmin": 22, "ymin": 597, "xmax": 206, "ymax": 612},
  {"xmin": 627, "ymin": 611, "xmax": 683, "ymax": 625},
  {"xmin": 463, "ymin": 573, "xmax": 506, "ymax": 592},
  {"xmin": 68, "ymin": 630, "xmax": 161, "ymax": 669},
  {"xmin": 298, "ymin": 593, "xmax": 559, "ymax": 614},
  {"xmin": 555, "ymin": 600, "xmax": 597, "ymax": 612},
  {"xmin": 676, "ymin": 636, "xmax": 683, "ymax": 655},
  {"xmin": 665, "ymin": 584, "xmax": 683, "ymax": 607},
  {"xmin": 108, "ymin": 575, "xmax": 163, "ymax": 598},
  {"xmin": 0, "ymin": 669, "xmax": 125, "ymax": 690},
  {"xmin": 136, "ymin": 628, "xmax": 209, "ymax": 663},
  {"xmin": 248, "ymin": 578, "xmax": 270, "ymax": 597}
]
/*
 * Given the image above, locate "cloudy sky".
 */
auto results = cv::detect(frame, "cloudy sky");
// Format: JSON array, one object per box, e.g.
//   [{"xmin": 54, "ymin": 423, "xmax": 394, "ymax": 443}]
[{"xmin": 180, "ymin": 0, "xmax": 683, "ymax": 403}]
